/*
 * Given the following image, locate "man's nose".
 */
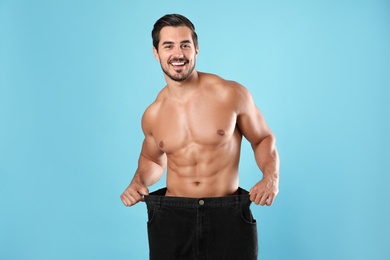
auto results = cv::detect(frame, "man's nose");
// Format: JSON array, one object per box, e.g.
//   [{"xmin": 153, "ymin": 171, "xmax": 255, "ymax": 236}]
[{"xmin": 173, "ymin": 47, "xmax": 184, "ymax": 57}]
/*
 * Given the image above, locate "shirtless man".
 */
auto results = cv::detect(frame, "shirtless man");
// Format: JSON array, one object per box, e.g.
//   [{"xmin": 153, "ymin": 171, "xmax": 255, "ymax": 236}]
[{"xmin": 120, "ymin": 14, "xmax": 279, "ymax": 260}]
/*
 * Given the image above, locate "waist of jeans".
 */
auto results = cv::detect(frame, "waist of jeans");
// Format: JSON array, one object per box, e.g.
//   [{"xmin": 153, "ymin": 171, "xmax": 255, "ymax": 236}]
[{"xmin": 144, "ymin": 187, "xmax": 251, "ymax": 208}]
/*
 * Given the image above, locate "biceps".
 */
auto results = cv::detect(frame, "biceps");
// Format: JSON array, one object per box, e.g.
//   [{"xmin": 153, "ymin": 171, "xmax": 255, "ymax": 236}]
[
  {"xmin": 237, "ymin": 107, "xmax": 272, "ymax": 145},
  {"xmin": 139, "ymin": 136, "xmax": 167, "ymax": 168}
]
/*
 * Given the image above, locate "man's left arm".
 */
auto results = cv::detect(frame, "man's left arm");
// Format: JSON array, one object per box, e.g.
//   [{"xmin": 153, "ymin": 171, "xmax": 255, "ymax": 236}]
[{"xmin": 235, "ymin": 83, "xmax": 280, "ymax": 206}]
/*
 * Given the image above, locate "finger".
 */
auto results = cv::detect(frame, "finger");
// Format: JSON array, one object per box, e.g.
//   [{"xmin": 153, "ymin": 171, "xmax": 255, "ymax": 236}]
[
  {"xmin": 266, "ymin": 194, "xmax": 275, "ymax": 206},
  {"xmin": 129, "ymin": 194, "xmax": 139, "ymax": 206},
  {"xmin": 120, "ymin": 193, "xmax": 133, "ymax": 206},
  {"xmin": 259, "ymin": 195, "xmax": 268, "ymax": 206},
  {"xmin": 138, "ymin": 192, "xmax": 146, "ymax": 202},
  {"xmin": 129, "ymin": 190, "xmax": 143, "ymax": 203},
  {"xmin": 122, "ymin": 189, "xmax": 142, "ymax": 206},
  {"xmin": 252, "ymin": 192, "xmax": 262, "ymax": 205},
  {"xmin": 260, "ymin": 191, "xmax": 275, "ymax": 206},
  {"xmin": 249, "ymin": 187, "xmax": 259, "ymax": 202},
  {"xmin": 138, "ymin": 186, "xmax": 149, "ymax": 196},
  {"xmin": 249, "ymin": 192, "xmax": 257, "ymax": 203},
  {"xmin": 137, "ymin": 186, "xmax": 149, "ymax": 201}
]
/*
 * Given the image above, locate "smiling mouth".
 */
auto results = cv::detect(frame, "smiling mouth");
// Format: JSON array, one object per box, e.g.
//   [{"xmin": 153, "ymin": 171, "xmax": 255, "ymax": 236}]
[
  {"xmin": 169, "ymin": 58, "xmax": 188, "ymax": 67},
  {"xmin": 171, "ymin": 62, "xmax": 186, "ymax": 66}
]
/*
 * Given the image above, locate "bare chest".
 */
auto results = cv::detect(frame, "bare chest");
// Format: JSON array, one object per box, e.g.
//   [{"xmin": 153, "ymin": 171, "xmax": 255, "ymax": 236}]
[{"xmin": 152, "ymin": 98, "xmax": 237, "ymax": 153}]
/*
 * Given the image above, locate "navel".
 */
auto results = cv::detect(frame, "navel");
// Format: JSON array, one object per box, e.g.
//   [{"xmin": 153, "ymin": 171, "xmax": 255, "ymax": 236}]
[
  {"xmin": 159, "ymin": 141, "xmax": 164, "ymax": 148},
  {"xmin": 217, "ymin": 129, "xmax": 225, "ymax": 136}
]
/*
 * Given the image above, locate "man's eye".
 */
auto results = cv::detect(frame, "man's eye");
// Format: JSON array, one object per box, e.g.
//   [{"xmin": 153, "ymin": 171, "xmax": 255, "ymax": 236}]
[{"xmin": 165, "ymin": 45, "xmax": 172, "ymax": 49}]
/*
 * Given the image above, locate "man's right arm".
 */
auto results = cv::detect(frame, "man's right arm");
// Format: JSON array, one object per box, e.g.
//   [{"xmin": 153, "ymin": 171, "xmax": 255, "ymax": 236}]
[{"xmin": 120, "ymin": 107, "xmax": 167, "ymax": 207}]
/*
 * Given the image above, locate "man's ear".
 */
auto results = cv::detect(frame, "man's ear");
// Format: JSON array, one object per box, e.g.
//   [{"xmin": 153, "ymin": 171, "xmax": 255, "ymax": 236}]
[
  {"xmin": 153, "ymin": 47, "xmax": 160, "ymax": 62},
  {"xmin": 195, "ymin": 45, "xmax": 199, "ymax": 59}
]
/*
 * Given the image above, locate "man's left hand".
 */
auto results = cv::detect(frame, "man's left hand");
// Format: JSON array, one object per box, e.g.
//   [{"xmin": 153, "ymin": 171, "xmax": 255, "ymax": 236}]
[{"xmin": 249, "ymin": 176, "xmax": 279, "ymax": 206}]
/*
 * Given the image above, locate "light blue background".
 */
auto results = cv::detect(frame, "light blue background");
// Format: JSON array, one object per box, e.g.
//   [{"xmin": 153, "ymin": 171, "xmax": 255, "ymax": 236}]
[{"xmin": 1, "ymin": 0, "xmax": 389, "ymax": 259}]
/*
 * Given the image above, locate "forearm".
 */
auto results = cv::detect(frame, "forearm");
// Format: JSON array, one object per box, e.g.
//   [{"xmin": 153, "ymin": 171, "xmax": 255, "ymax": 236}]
[
  {"xmin": 252, "ymin": 134, "xmax": 280, "ymax": 180},
  {"xmin": 132, "ymin": 153, "xmax": 166, "ymax": 187},
  {"xmin": 249, "ymin": 134, "xmax": 280, "ymax": 206}
]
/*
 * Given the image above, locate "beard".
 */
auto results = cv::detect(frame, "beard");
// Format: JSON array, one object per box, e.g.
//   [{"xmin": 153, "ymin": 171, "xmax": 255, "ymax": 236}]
[{"xmin": 160, "ymin": 59, "xmax": 196, "ymax": 82}]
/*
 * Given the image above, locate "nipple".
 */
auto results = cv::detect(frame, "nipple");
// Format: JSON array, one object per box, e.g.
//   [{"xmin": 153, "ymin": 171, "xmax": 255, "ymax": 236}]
[
  {"xmin": 217, "ymin": 129, "xmax": 225, "ymax": 136},
  {"xmin": 159, "ymin": 141, "xmax": 164, "ymax": 148}
]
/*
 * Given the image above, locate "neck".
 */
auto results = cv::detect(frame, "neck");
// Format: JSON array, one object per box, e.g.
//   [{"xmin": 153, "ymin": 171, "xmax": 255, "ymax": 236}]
[{"xmin": 165, "ymin": 70, "xmax": 200, "ymax": 99}]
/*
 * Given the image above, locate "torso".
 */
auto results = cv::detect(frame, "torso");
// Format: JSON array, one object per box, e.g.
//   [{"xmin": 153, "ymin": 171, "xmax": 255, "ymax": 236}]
[{"xmin": 147, "ymin": 73, "xmax": 243, "ymax": 198}]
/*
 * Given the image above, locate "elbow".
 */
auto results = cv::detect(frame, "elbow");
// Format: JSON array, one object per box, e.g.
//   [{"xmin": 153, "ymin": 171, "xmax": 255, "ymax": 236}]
[{"xmin": 251, "ymin": 133, "xmax": 276, "ymax": 150}]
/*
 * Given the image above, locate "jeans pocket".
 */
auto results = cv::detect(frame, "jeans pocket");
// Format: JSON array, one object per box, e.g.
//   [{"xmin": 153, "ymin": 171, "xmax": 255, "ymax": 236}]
[
  {"xmin": 239, "ymin": 206, "xmax": 257, "ymax": 225},
  {"xmin": 147, "ymin": 205, "xmax": 160, "ymax": 224}
]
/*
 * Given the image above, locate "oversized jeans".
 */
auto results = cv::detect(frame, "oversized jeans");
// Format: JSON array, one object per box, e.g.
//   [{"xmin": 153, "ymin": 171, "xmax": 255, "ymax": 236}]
[{"xmin": 144, "ymin": 187, "xmax": 258, "ymax": 260}]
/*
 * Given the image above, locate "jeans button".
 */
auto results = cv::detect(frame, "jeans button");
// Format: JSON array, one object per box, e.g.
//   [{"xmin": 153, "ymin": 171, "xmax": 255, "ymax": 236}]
[{"xmin": 199, "ymin": 199, "xmax": 204, "ymax": 205}]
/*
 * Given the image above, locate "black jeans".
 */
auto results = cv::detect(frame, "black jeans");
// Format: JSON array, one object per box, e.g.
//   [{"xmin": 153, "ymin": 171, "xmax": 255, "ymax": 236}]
[{"xmin": 144, "ymin": 187, "xmax": 258, "ymax": 260}]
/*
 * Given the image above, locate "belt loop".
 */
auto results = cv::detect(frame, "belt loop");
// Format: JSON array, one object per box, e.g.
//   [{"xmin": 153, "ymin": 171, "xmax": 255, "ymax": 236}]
[
  {"xmin": 235, "ymin": 195, "xmax": 240, "ymax": 209},
  {"xmin": 157, "ymin": 196, "xmax": 162, "ymax": 210}
]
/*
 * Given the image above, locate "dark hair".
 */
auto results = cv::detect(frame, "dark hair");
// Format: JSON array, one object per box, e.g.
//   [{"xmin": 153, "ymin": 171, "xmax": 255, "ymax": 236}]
[{"xmin": 152, "ymin": 14, "xmax": 198, "ymax": 50}]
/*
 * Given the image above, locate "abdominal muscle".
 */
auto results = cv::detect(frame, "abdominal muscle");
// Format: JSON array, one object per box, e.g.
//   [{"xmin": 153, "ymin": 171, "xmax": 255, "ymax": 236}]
[
  {"xmin": 165, "ymin": 171, "xmax": 239, "ymax": 198},
  {"xmin": 164, "ymin": 143, "xmax": 241, "ymax": 198}
]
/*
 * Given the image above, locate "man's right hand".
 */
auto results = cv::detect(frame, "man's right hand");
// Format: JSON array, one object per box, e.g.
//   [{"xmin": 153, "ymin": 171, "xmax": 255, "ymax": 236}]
[{"xmin": 120, "ymin": 180, "xmax": 149, "ymax": 207}]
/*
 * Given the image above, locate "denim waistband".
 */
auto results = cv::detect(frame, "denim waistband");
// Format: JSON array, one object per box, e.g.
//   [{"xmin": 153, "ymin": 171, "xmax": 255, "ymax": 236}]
[{"xmin": 144, "ymin": 187, "xmax": 251, "ymax": 208}]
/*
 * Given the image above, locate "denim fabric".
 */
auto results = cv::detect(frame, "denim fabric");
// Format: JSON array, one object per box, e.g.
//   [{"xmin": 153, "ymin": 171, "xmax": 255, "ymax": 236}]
[{"xmin": 144, "ymin": 187, "xmax": 258, "ymax": 260}]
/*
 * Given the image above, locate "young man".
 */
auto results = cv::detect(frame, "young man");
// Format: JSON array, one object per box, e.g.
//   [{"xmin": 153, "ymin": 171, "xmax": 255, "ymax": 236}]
[{"xmin": 120, "ymin": 14, "xmax": 280, "ymax": 260}]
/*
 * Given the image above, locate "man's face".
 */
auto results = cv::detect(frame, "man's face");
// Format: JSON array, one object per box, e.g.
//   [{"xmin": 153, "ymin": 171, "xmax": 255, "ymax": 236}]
[{"xmin": 153, "ymin": 26, "xmax": 198, "ymax": 82}]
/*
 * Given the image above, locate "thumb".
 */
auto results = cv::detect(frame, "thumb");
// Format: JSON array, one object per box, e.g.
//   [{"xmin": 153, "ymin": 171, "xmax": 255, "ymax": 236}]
[
  {"xmin": 249, "ymin": 185, "xmax": 258, "ymax": 194},
  {"xmin": 138, "ymin": 185, "xmax": 149, "ymax": 196}
]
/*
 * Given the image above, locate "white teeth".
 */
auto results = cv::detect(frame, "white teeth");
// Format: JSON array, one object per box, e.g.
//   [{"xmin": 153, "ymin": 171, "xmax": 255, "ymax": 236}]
[{"xmin": 172, "ymin": 62, "xmax": 185, "ymax": 66}]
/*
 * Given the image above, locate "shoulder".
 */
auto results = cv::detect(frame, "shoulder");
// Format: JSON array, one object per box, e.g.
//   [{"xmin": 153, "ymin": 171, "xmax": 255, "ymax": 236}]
[
  {"xmin": 199, "ymin": 72, "xmax": 250, "ymax": 94},
  {"xmin": 199, "ymin": 72, "xmax": 254, "ymax": 110},
  {"xmin": 141, "ymin": 88, "xmax": 167, "ymax": 135}
]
